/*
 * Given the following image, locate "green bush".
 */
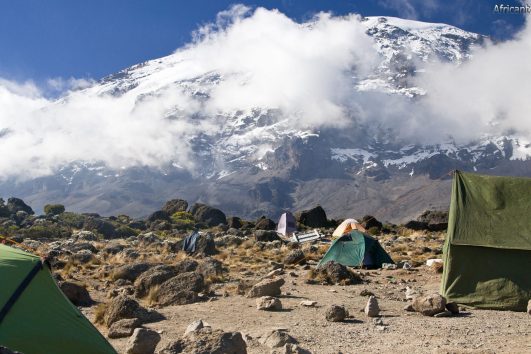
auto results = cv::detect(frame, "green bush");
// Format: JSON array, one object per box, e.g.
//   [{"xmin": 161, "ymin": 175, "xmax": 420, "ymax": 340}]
[
  {"xmin": 114, "ymin": 225, "xmax": 138, "ymax": 238},
  {"xmin": 44, "ymin": 204, "xmax": 66, "ymax": 215},
  {"xmin": 58, "ymin": 212, "xmax": 86, "ymax": 229},
  {"xmin": 171, "ymin": 211, "xmax": 195, "ymax": 230},
  {"xmin": 22, "ymin": 225, "xmax": 70, "ymax": 239},
  {"xmin": 367, "ymin": 226, "xmax": 380, "ymax": 236}
]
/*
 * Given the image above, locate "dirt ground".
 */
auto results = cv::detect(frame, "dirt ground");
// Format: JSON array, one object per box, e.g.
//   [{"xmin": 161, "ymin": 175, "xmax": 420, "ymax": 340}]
[{"xmin": 85, "ymin": 265, "xmax": 530, "ymax": 354}]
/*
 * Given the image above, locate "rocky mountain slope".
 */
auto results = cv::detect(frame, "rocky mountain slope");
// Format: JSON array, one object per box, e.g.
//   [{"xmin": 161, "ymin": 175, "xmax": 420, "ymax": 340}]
[{"xmin": 1, "ymin": 16, "xmax": 530, "ymax": 222}]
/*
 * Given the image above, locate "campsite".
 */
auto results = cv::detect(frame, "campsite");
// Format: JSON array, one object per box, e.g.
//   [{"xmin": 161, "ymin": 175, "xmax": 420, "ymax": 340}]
[{"xmin": 0, "ymin": 171, "xmax": 529, "ymax": 354}]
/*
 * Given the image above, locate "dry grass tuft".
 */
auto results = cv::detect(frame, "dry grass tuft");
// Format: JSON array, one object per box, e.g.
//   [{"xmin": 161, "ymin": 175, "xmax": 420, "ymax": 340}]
[{"xmin": 93, "ymin": 303, "xmax": 107, "ymax": 324}]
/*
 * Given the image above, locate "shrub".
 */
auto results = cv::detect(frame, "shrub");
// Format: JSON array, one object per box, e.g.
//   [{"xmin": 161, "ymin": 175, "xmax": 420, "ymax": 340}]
[
  {"xmin": 114, "ymin": 225, "xmax": 138, "ymax": 238},
  {"xmin": 171, "ymin": 211, "xmax": 195, "ymax": 230},
  {"xmin": 22, "ymin": 224, "xmax": 70, "ymax": 239},
  {"xmin": 44, "ymin": 204, "xmax": 66, "ymax": 215},
  {"xmin": 58, "ymin": 212, "xmax": 86, "ymax": 229}
]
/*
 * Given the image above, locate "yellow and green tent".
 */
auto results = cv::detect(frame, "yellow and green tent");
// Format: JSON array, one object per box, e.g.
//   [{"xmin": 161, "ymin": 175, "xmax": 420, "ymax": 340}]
[{"xmin": 0, "ymin": 243, "xmax": 117, "ymax": 354}]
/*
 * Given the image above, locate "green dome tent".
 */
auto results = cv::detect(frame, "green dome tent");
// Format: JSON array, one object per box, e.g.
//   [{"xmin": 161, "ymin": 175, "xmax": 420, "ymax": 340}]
[
  {"xmin": 318, "ymin": 230, "xmax": 394, "ymax": 269},
  {"xmin": 0, "ymin": 244, "xmax": 117, "ymax": 354}
]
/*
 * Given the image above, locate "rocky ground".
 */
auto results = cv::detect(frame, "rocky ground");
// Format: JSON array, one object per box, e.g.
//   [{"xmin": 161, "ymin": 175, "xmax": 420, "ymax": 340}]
[{"xmin": 1, "ymin": 197, "xmax": 530, "ymax": 354}]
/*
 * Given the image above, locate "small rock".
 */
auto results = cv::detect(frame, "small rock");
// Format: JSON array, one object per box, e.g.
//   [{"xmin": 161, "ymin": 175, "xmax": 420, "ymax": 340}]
[
  {"xmin": 256, "ymin": 296, "xmax": 282, "ymax": 311},
  {"xmin": 405, "ymin": 286, "xmax": 420, "ymax": 301},
  {"xmin": 527, "ymin": 300, "xmax": 531, "ymax": 315},
  {"xmin": 359, "ymin": 289, "xmax": 374, "ymax": 297},
  {"xmin": 108, "ymin": 318, "xmax": 142, "ymax": 339},
  {"xmin": 403, "ymin": 303, "xmax": 414, "ymax": 312},
  {"xmin": 284, "ymin": 249, "xmax": 305, "ymax": 265},
  {"xmin": 184, "ymin": 319, "xmax": 210, "ymax": 336},
  {"xmin": 364, "ymin": 296, "xmax": 380, "ymax": 317},
  {"xmin": 299, "ymin": 300, "xmax": 317, "ymax": 307},
  {"xmin": 412, "ymin": 293, "xmax": 447, "ymax": 316},
  {"xmin": 126, "ymin": 328, "xmax": 161, "ymax": 354},
  {"xmin": 381, "ymin": 263, "xmax": 397, "ymax": 270},
  {"xmin": 402, "ymin": 262, "xmax": 412, "ymax": 270},
  {"xmin": 247, "ymin": 277, "xmax": 285, "ymax": 298},
  {"xmin": 325, "ymin": 305, "xmax": 348, "ymax": 322},
  {"xmin": 433, "ymin": 310, "xmax": 453, "ymax": 318},
  {"xmin": 445, "ymin": 302, "xmax": 460, "ymax": 314},
  {"xmin": 264, "ymin": 269, "xmax": 285, "ymax": 279},
  {"xmin": 261, "ymin": 329, "xmax": 297, "ymax": 349}
]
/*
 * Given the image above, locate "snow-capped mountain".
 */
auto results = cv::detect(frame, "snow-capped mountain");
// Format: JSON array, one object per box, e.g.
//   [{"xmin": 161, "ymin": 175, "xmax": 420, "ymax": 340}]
[{"xmin": 1, "ymin": 16, "xmax": 529, "ymax": 222}]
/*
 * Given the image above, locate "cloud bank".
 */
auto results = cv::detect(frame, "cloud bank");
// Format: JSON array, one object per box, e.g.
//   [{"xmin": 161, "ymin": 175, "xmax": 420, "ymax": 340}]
[{"xmin": 0, "ymin": 6, "xmax": 529, "ymax": 180}]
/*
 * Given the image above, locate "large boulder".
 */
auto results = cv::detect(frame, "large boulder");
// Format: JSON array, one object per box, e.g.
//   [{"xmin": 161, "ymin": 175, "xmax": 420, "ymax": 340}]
[
  {"xmin": 160, "ymin": 328, "xmax": 247, "ymax": 354},
  {"xmin": 284, "ymin": 249, "xmax": 305, "ymax": 265},
  {"xmin": 254, "ymin": 230, "xmax": 281, "ymax": 242},
  {"xmin": 83, "ymin": 217, "xmax": 116, "ymax": 239},
  {"xmin": 255, "ymin": 217, "xmax": 276, "ymax": 230},
  {"xmin": 112, "ymin": 263, "xmax": 152, "ymax": 282},
  {"xmin": 360, "ymin": 215, "xmax": 383, "ymax": 231},
  {"xmin": 59, "ymin": 281, "xmax": 93, "ymax": 307},
  {"xmin": 296, "ymin": 206, "xmax": 327, "ymax": 228},
  {"xmin": 146, "ymin": 210, "xmax": 170, "ymax": 223},
  {"xmin": 412, "ymin": 293, "xmax": 447, "ymax": 316},
  {"xmin": 134, "ymin": 265, "xmax": 179, "ymax": 297},
  {"xmin": 260, "ymin": 330, "xmax": 297, "ymax": 349},
  {"xmin": 162, "ymin": 199, "xmax": 188, "ymax": 215},
  {"xmin": 247, "ymin": 277, "xmax": 285, "ymax": 298},
  {"xmin": 314, "ymin": 261, "xmax": 361, "ymax": 285},
  {"xmin": 256, "ymin": 296, "xmax": 282, "ymax": 311},
  {"xmin": 7, "ymin": 197, "xmax": 34, "ymax": 215},
  {"xmin": 104, "ymin": 295, "xmax": 161, "ymax": 327},
  {"xmin": 417, "ymin": 210, "xmax": 448, "ymax": 231},
  {"xmin": 325, "ymin": 305, "xmax": 348, "ymax": 322},
  {"xmin": 156, "ymin": 272, "xmax": 206, "ymax": 306},
  {"xmin": 108, "ymin": 318, "xmax": 142, "ymax": 339},
  {"xmin": 126, "ymin": 328, "xmax": 161, "ymax": 354},
  {"xmin": 197, "ymin": 258, "xmax": 223, "ymax": 278},
  {"xmin": 227, "ymin": 216, "xmax": 243, "ymax": 229},
  {"xmin": 190, "ymin": 203, "xmax": 227, "ymax": 227}
]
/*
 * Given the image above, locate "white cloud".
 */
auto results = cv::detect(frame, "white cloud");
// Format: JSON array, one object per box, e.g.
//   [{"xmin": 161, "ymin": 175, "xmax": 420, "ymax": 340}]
[{"xmin": 0, "ymin": 6, "xmax": 530, "ymax": 180}]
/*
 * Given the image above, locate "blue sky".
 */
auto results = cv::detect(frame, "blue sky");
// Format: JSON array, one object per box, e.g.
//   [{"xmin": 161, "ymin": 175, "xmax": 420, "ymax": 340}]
[{"xmin": 0, "ymin": 0, "xmax": 526, "ymax": 83}]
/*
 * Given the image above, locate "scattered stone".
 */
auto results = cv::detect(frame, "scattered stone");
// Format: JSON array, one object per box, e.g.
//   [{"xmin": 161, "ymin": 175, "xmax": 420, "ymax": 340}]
[
  {"xmin": 256, "ymin": 296, "xmax": 282, "ymax": 311},
  {"xmin": 73, "ymin": 230, "xmax": 98, "ymax": 241},
  {"xmin": 402, "ymin": 262, "xmax": 412, "ymax": 270},
  {"xmin": 274, "ymin": 344, "xmax": 311, "ymax": 354},
  {"xmin": 300, "ymin": 300, "xmax": 317, "ymax": 307},
  {"xmin": 359, "ymin": 289, "xmax": 375, "ymax": 297},
  {"xmin": 296, "ymin": 206, "xmax": 328, "ymax": 228},
  {"xmin": 528, "ymin": 300, "xmax": 531, "ymax": 315},
  {"xmin": 134, "ymin": 265, "xmax": 178, "ymax": 297},
  {"xmin": 59, "ymin": 281, "xmax": 93, "ymax": 307},
  {"xmin": 125, "ymin": 328, "xmax": 161, "ymax": 354},
  {"xmin": 381, "ymin": 263, "xmax": 397, "ymax": 270},
  {"xmin": 162, "ymin": 328, "xmax": 246, "ymax": 354},
  {"xmin": 104, "ymin": 295, "xmax": 161, "ymax": 327},
  {"xmin": 161, "ymin": 199, "xmax": 188, "ymax": 215},
  {"xmin": 426, "ymin": 259, "xmax": 443, "ymax": 267},
  {"xmin": 184, "ymin": 319, "xmax": 210, "ymax": 336},
  {"xmin": 412, "ymin": 293, "xmax": 447, "ymax": 316},
  {"xmin": 405, "ymin": 286, "xmax": 420, "ymax": 301},
  {"xmin": 255, "ymin": 217, "xmax": 276, "ymax": 230},
  {"xmin": 433, "ymin": 310, "xmax": 453, "ymax": 318},
  {"xmin": 261, "ymin": 329, "xmax": 297, "ymax": 348},
  {"xmin": 254, "ymin": 230, "xmax": 281, "ymax": 242},
  {"xmin": 264, "ymin": 269, "xmax": 285, "ymax": 279},
  {"xmin": 403, "ymin": 303, "xmax": 415, "ymax": 312},
  {"xmin": 247, "ymin": 277, "xmax": 285, "ymax": 298},
  {"xmin": 315, "ymin": 261, "xmax": 361, "ymax": 285},
  {"xmin": 190, "ymin": 203, "xmax": 227, "ymax": 227},
  {"xmin": 284, "ymin": 249, "xmax": 305, "ymax": 265},
  {"xmin": 156, "ymin": 272, "xmax": 206, "ymax": 306},
  {"xmin": 445, "ymin": 302, "xmax": 460, "ymax": 314},
  {"xmin": 108, "ymin": 318, "xmax": 142, "ymax": 339},
  {"xmin": 112, "ymin": 263, "xmax": 151, "ymax": 282},
  {"xmin": 364, "ymin": 296, "xmax": 380, "ymax": 317},
  {"xmin": 325, "ymin": 305, "xmax": 348, "ymax": 322}
]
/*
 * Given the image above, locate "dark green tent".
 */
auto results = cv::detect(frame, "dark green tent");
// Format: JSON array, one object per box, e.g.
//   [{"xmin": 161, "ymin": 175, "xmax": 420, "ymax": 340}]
[
  {"xmin": 0, "ymin": 244, "xmax": 117, "ymax": 354},
  {"xmin": 441, "ymin": 171, "xmax": 531, "ymax": 311},
  {"xmin": 318, "ymin": 230, "xmax": 394, "ymax": 268}
]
